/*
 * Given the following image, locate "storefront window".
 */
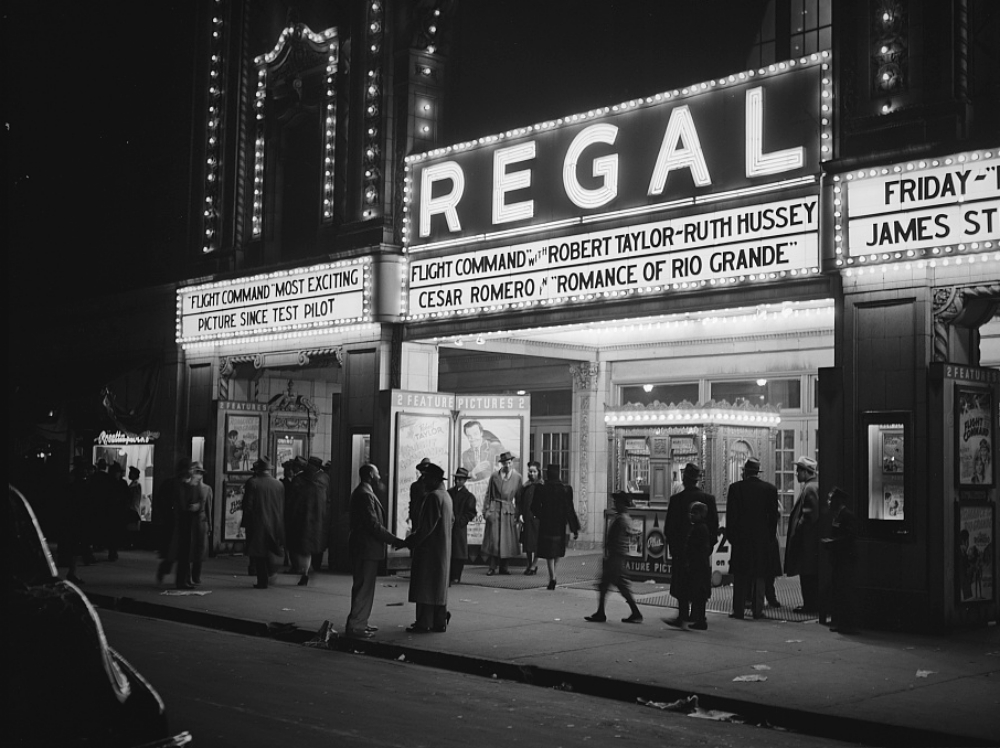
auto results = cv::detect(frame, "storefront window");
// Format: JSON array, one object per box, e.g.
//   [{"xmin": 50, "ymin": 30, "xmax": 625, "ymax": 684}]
[
  {"xmin": 710, "ymin": 378, "xmax": 801, "ymax": 409},
  {"xmin": 621, "ymin": 383, "xmax": 698, "ymax": 407}
]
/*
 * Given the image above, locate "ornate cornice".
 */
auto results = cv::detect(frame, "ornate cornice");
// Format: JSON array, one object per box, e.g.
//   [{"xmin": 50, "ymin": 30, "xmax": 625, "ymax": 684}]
[{"xmin": 932, "ymin": 282, "xmax": 1000, "ymax": 362}]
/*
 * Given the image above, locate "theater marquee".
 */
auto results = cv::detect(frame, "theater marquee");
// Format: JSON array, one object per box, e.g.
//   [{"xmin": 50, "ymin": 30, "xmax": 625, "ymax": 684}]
[
  {"xmin": 403, "ymin": 54, "xmax": 830, "ymax": 319},
  {"xmin": 177, "ymin": 258, "xmax": 371, "ymax": 344}
]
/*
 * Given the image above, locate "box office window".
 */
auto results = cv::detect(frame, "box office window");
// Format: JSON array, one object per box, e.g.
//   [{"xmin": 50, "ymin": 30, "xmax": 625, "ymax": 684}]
[{"xmin": 710, "ymin": 378, "xmax": 801, "ymax": 409}]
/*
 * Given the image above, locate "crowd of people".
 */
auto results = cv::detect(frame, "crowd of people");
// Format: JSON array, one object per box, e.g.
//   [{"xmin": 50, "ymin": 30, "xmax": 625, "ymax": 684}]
[
  {"xmin": 53, "ymin": 456, "xmax": 144, "ymax": 584},
  {"xmin": 49, "ymin": 447, "xmax": 859, "ymax": 637}
]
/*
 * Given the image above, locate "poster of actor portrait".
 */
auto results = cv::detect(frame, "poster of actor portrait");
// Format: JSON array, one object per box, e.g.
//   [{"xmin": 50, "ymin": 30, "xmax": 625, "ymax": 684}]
[
  {"xmin": 225, "ymin": 414, "xmax": 261, "ymax": 473},
  {"xmin": 956, "ymin": 388, "xmax": 994, "ymax": 487},
  {"xmin": 458, "ymin": 416, "xmax": 523, "ymax": 544},
  {"xmin": 956, "ymin": 503, "xmax": 994, "ymax": 604}
]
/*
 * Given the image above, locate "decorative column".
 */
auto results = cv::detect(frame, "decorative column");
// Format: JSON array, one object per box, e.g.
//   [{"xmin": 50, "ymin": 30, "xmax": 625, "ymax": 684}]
[
  {"xmin": 570, "ymin": 360, "xmax": 604, "ymax": 547},
  {"xmin": 932, "ymin": 283, "xmax": 1000, "ymax": 364}
]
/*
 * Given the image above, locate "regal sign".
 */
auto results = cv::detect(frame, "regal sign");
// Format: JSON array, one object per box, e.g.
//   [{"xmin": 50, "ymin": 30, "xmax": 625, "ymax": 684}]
[{"xmin": 406, "ymin": 56, "xmax": 829, "ymax": 249}]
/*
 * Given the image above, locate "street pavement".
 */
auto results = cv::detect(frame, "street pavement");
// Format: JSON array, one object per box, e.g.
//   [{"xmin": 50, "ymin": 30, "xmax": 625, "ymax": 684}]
[{"xmin": 76, "ymin": 550, "xmax": 998, "ymax": 747}]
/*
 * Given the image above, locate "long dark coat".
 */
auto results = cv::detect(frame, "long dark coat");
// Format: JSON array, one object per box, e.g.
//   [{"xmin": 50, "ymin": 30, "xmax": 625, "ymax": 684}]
[
  {"xmin": 518, "ymin": 480, "xmax": 542, "ymax": 553},
  {"xmin": 241, "ymin": 473, "xmax": 285, "ymax": 563},
  {"xmin": 535, "ymin": 480, "xmax": 581, "ymax": 559},
  {"xmin": 678, "ymin": 522, "xmax": 713, "ymax": 602},
  {"xmin": 448, "ymin": 484, "xmax": 477, "ymax": 561},
  {"xmin": 408, "ymin": 483, "xmax": 453, "ymax": 606},
  {"xmin": 288, "ymin": 469, "xmax": 327, "ymax": 556},
  {"xmin": 785, "ymin": 478, "xmax": 821, "ymax": 577},
  {"xmin": 664, "ymin": 485, "xmax": 719, "ymax": 598},
  {"xmin": 725, "ymin": 476, "xmax": 780, "ymax": 578}
]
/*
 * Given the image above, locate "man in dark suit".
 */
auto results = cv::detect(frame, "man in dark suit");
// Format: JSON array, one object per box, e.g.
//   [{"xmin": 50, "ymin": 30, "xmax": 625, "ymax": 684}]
[
  {"xmin": 726, "ymin": 457, "xmax": 780, "ymax": 620},
  {"xmin": 448, "ymin": 467, "xmax": 477, "ymax": 584},
  {"xmin": 663, "ymin": 463, "xmax": 719, "ymax": 627},
  {"xmin": 345, "ymin": 464, "xmax": 404, "ymax": 638}
]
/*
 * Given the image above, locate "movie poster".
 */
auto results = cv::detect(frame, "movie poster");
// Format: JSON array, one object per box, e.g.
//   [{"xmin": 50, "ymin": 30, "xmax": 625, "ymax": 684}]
[
  {"xmin": 223, "ymin": 481, "xmax": 245, "ymax": 541},
  {"xmin": 225, "ymin": 414, "xmax": 261, "ymax": 473},
  {"xmin": 956, "ymin": 503, "xmax": 994, "ymax": 604},
  {"xmin": 956, "ymin": 387, "xmax": 994, "ymax": 488},
  {"xmin": 394, "ymin": 413, "xmax": 451, "ymax": 536},
  {"xmin": 458, "ymin": 416, "xmax": 523, "ymax": 545}
]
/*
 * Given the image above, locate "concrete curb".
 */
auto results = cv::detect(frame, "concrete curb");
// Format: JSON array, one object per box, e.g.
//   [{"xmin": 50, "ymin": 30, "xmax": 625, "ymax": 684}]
[{"xmin": 89, "ymin": 592, "xmax": 992, "ymax": 748}]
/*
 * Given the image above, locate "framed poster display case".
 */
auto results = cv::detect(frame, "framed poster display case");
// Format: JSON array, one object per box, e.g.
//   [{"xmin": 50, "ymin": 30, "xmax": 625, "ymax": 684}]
[
  {"xmin": 955, "ymin": 501, "xmax": 995, "ymax": 604},
  {"xmin": 861, "ymin": 411, "xmax": 912, "ymax": 539},
  {"xmin": 955, "ymin": 385, "xmax": 995, "ymax": 489}
]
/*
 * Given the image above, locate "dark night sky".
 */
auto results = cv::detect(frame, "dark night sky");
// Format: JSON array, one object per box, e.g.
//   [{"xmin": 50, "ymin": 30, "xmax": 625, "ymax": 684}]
[{"xmin": 5, "ymin": 1, "xmax": 765, "ymax": 329}]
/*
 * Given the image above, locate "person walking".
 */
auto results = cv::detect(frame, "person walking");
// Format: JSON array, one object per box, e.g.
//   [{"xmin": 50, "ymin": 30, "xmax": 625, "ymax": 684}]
[
  {"xmin": 535, "ymin": 463, "xmax": 581, "ymax": 590},
  {"xmin": 585, "ymin": 492, "xmax": 643, "ymax": 624},
  {"xmin": 404, "ymin": 462, "xmax": 454, "ymax": 633},
  {"xmin": 346, "ymin": 464, "xmax": 404, "ymax": 639},
  {"xmin": 105, "ymin": 462, "xmax": 129, "ymax": 561},
  {"xmin": 725, "ymin": 457, "xmax": 780, "ymax": 620},
  {"xmin": 663, "ymin": 463, "xmax": 719, "ymax": 627},
  {"xmin": 518, "ymin": 461, "xmax": 543, "ymax": 575},
  {"xmin": 785, "ymin": 456, "xmax": 821, "ymax": 614},
  {"xmin": 125, "ymin": 466, "xmax": 143, "ymax": 549},
  {"xmin": 175, "ymin": 461, "xmax": 211, "ymax": 588},
  {"xmin": 448, "ymin": 467, "xmax": 477, "ymax": 584},
  {"xmin": 288, "ymin": 456, "xmax": 327, "ymax": 586},
  {"xmin": 482, "ymin": 451, "xmax": 521, "ymax": 575},
  {"xmin": 241, "ymin": 457, "xmax": 285, "ymax": 589},
  {"xmin": 282, "ymin": 456, "xmax": 306, "ymax": 573},
  {"xmin": 822, "ymin": 487, "xmax": 861, "ymax": 634},
  {"xmin": 154, "ymin": 457, "xmax": 194, "ymax": 586}
]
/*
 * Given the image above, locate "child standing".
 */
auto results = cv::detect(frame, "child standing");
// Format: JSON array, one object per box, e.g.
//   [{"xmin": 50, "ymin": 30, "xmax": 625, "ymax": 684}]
[
  {"xmin": 585, "ymin": 493, "xmax": 643, "ymax": 624},
  {"xmin": 674, "ymin": 501, "xmax": 713, "ymax": 630}
]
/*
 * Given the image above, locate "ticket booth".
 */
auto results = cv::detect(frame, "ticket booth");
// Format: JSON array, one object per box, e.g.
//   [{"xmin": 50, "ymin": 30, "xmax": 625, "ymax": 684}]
[{"xmin": 604, "ymin": 402, "xmax": 779, "ymax": 582}]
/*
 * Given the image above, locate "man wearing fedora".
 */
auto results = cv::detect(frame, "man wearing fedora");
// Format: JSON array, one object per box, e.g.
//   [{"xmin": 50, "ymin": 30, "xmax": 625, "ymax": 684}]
[
  {"xmin": 785, "ymin": 456, "xmax": 821, "ymax": 614},
  {"xmin": 448, "ymin": 467, "xmax": 477, "ymax": 584},
  {"xmin": 663, "ymin": 463, "xmax": 719, "ymax": 627},
  {"xmin": 482, "ymin": 451, "xmax": 522, "ymax": 575},
  {"xmin": 242, "ymin": 457, "xmax": 285, "ymax": 589},
  {"xmin": 404, "ymin": 462, "xmax": 454, "ymax": 632},
  {"xmin": 726, "ymin": 457, "xmax": 780, "ymax": 620},
  {"xmin": 409, "ymin": 457, "xmax": 432, "ymax": 533},
  {"xmin": 175, "ymin": 460, "xmax": 212, "ymax": 589}
]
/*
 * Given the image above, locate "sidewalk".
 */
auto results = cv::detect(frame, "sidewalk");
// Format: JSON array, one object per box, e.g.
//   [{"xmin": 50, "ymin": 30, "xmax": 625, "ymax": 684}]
[{"xmin": 78, "ymin": 550, "xmax": 998, "ymax": 747}]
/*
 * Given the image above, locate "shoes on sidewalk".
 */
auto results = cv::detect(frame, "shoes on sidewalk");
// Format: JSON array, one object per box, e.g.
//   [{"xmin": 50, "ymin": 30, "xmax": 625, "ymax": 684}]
[
  {"xmin": 297, "ymin": 574, "xmax": 309, "ymax": 586},
  {"xmin": 728, "ymin": 613, "xmax": 745, "ymax": 619},
  {"xmin": 688, "ymin": 621, "xmax": 708, "ymax": 630},
  {"xmin": 546, "ymin": 579, "xmax": 557, "ymax": 590},
  {"xmin": 176, "ymin": 583, "xmax": 196, "ymax": 590},
  {"xmin": 622, "ymin": 614, "xmax": 644, "ymax": 624},
  {"xmin": 365, "ymin": 625, "xmax": 379, "ymax": 632},
  {"xmin": 498, "ymin": 568, "xmax": 511, "ymax": 575},
  {"xmin": 486, "ymin": 569, "xmax": 496, "ymax": 576},
  {"xmin": 584, "ymin": 613, "xmax": 607, "ymax": 623},
  {"xmin": 346, "ymin": 629, "xmax": 374, "ymax": 639},
  {"xmin": 406, "ymin": 624, "xmax": 432, "ymax": 633},
  {"xmin": 662, "ymin": 617, "xmax": 686, "ymax": 628}
]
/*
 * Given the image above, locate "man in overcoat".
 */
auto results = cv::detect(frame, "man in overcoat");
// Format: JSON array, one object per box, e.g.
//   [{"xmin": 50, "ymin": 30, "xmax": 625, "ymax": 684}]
[
  {"xmin": 725, "ymin": 457, "xmax": 780, "ymax": 619},
  {"xmin": 785, "ymin": 456, "xmax": 821, "ymax": 613},
  {"xmin": 448, "ymin": 467, "xmax": 477, "ymax": 584},
  {"xmin": 241, "ymin": 457, "xmax": 285, "ymax": 589},
  {"xmin": 346, "ymin": 464, "xmax": 404, "ymax": 638},
  {"xmin": 482, "ymin": 451, "xmax": 521, "ymax": 575},
  {"xmin": 663, "ymin": 463, "xmax": 719, "ymax": 627},
  {"xmin": 405, "ymin": 462, "xmax": 454, "ymax": 632}
]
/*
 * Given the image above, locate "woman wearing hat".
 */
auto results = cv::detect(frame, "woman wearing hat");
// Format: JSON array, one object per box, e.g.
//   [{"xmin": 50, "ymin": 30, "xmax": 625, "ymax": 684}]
[{"xmin": 482, "ymin": 451, "xmax": 522, "ymax": 575}]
